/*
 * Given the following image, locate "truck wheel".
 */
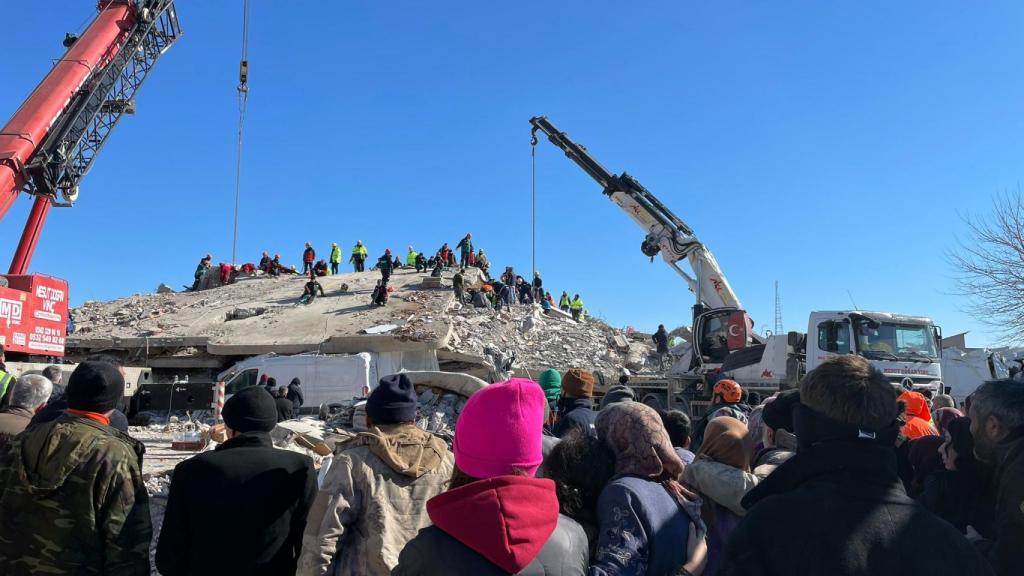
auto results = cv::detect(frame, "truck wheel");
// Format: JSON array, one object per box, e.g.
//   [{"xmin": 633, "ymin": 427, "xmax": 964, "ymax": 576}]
[{"xmin": 641, "ymin": 394, "xmax": 665, "ymax": 411}]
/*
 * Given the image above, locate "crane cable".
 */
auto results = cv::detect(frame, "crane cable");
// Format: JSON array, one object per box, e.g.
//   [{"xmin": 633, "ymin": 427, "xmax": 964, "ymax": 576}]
[
  {"xmin": 530, "ymin": 129, "xmax": 539, "ymax": 279},
  {"xmin": 231, "ymin": 0, "xmax": 250, "ymax": 265}
]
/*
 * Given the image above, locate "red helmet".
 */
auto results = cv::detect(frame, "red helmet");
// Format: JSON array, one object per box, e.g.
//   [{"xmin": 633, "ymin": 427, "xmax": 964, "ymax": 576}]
[{"xmin": 713, "ymin": 379, "xmax": 743, "ymax": 403}]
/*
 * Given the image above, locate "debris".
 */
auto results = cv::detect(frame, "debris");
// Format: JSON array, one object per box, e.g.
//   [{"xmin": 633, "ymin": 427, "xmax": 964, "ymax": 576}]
[
  {"xmin": 225, "ymin": 306, "xmax": 267, "ymax": 321},
  {"xmin": 363, "ymin": 324, "xmax": 399, "ymax": 334},
  {"xmin": 156, "ymin": 283, "xmax": 175, "ymax": 294}
]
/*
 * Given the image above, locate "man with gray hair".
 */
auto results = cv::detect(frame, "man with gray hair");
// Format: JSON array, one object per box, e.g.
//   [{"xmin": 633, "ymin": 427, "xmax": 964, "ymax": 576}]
[
  {"xmin": 969, "ymin": 379, "xmax": 1024, "ymax": 576},
  {"xmin": 0, "ymin": 374, "xmax": 52, "ymax": 448}
]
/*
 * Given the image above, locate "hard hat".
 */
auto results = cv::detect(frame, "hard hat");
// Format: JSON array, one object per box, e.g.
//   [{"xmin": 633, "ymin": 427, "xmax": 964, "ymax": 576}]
[
  {"xmin": 713, "ymin": 379, "xmax": 743, "ymax": 403},
  {"xmin": 332, "ymin": 242, "xmax": 337, "ymax": 246}
]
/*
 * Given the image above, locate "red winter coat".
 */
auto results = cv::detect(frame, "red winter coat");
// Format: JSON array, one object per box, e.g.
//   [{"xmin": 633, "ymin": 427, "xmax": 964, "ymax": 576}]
[{"xmin": 303, "ymin": 247, "xmax": 315, "ymax": 263}]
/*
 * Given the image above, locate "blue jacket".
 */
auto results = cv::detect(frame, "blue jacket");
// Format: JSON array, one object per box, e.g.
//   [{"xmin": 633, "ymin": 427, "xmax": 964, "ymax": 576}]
[
  {"xmin": 590, "ymin": 475, "xmax": 692, "ymax": 576},
  {"xmin": 553, "ymin": 397, "xmax": 597, "ymax": 439}
]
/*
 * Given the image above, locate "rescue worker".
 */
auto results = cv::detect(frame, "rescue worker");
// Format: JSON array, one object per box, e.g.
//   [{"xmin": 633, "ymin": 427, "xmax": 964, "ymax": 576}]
[
  {"xmin": 302, "ymin": 242, "xmax": 316, "ymax": 275},
  {"xmin": 378, "ymin": 249, "xmax": 395, "ymax": 283},
  {"xmin": 350, "ymin": 240, "xmax": 368, "ymax": 272},
  {"xmin": 330, "ymin": 242, "xmax": 342, "ymax": 275},
  {"xmin": 476, "ymin": 249, "xmax": 489, "ymax": 276},
  {"xmin": 258, "ymin": 251, "xmax": 272, "ymax": 274},
  {"xmin": 313, "ymin": 259, "xmax": 329, "ymax": 277},
  {"xmin": 532, "ymin": 271, "xmax": 543, "ymax": 303},
  {"xmin": 415, "ymin": 252, "xmax": 427, "ymax": 273},
  {"xmin": 407, "ymin": 246, "xmax": 419, "ymax": 269},
  {"xmin": 456, "ymin": 233, "xmax": 473, "ymax": 268},
  {"xmin": 559, "ymin": 291, "xmax": 571, "ymax": 313},
  {"xmin": 0, "ymin": 361, "xmax": 152, "ymax": 574},
  {"xmin": 570, "ymin": 294, "xmax": 584, "ymax": 321},
  {"xmin": 270, "ymin": 254, "xmax": 284, "ymax": 277},
  {"xmin": 653, "ymin": 324, "xmax": 670, "ymax": 370}
]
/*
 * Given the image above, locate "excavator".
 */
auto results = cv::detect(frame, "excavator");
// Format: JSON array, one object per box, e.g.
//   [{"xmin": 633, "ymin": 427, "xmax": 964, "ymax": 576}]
[
  {"xmin": 530, "ymin": 116, "xmax": 944, "ymax": 412},
  {"xmin": 0, "ymin": 0, "xmax": 180, "ymax": 359}
]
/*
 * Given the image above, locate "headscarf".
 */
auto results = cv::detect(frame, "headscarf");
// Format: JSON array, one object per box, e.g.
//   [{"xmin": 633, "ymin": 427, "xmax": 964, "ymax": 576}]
[
  {"xmin": 695, "ymin": 416, "xmax": 751, "ymax": 472},
  {"xmin": 933, "ymin": 407, "xmax": 963, "ymax": 437},
  {"xmin": 595, "ymin": 402, "xmax": 683, "ymax": 480},
  {"xmin": 909, "ymin": 435, "xmax": 945, "ymax": 496}
]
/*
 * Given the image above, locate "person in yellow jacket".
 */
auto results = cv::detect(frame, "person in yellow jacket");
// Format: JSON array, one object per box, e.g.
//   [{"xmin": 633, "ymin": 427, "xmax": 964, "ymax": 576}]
[
  {"xmin": 329, "ymin": 243, "xmax": 342, "ymax": 275},
  {"xmin": 570, "ymin": 294, "xmax": 584, "ymax": 322},
  {"xmin": 558, "ymin": 291, "xmax": 571, "ymax": 313},
  {"xmin": 406, "ymin": 246, "xmax": 418, "ymax": 268},
  {"xmin": 349, "ymin": 241, "xmax": 368, "ymax": 272}
]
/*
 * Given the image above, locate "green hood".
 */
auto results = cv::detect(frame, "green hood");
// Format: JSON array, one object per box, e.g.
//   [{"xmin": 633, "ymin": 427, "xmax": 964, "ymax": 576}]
[{"xmin": 538, "ymin": 369, "xmax": 562, "ymax": 401}]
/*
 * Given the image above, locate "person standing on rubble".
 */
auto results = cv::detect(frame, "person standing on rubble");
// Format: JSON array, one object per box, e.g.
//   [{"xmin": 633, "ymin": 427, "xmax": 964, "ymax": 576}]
[
  {"xmin": 378, "ymin": 249, "xmax": 395, "ymax": 283},
  {"xmin": 532, "ymin": 271, "xmax": 544, "ymax": 303},
  {"xmin": 653, "ymin": 324, "xmax": 670, "ymax": 370},
  {"xmin": 559, "ymin": 291, "xmax": 571, "ymax": 313},
  {"xmin": 350, "ymin": 240, "xmax": 368, "ymax": 272},
  {"xmin": 0, "ymin": 361, "xmax": 152, "ymax": 574},
  {"xmin": 298, "ymin": 374, "xmax": 453, "ymax": 576},
  {"xmin": 570, "ymin": 294, "xmax": 584, "ymax": 322},
  {"xmin": 157, "ymin": 386, "xmax": 317, "ymax": 576},
  {"xmin": 303, "ymin": 242, "xmax": 317, "ymax": 275},
  {"xmin": 456, "ymin": 233, "xmax": 473, "ymax": 268},
  {"xmin": 476, "ymin": 249, "xmax": 489, "ymax": 277},
  {"xmin": 553, "ymin": 369, "xmax": 597, "ymax": 439},
  {"xmin": 330, "ymin": 242, "xmax": 342, "ymax": 275},
  {"xmin": 288, "ymin": 377, "xmax": 305, "ymax": 414},
  {"xmin": 453, "ymin": 268, "xmax": 466, "ymax": 304}
]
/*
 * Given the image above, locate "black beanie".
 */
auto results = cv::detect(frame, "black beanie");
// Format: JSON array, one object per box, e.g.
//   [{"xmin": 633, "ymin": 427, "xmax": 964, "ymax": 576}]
[
  {"xmin": 366, "ymin": 374, "xmax": 418, "ymax": 425},
  {"xmin": 763, "ymin": 389, "xmax": 800, "ymax": 433},
  {"xmin": 222, "ymin": 386, "xmax": 278, "ymax": 433},
  {"xmin": 66, "ymin": 361, "xmax": 125, "ymax": 413}
]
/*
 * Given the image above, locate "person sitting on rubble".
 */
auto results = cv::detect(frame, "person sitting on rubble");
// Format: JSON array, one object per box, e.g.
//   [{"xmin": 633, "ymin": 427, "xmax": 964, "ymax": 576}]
[
  {"xmin": 371, "ymin": 280, "xmax": 389, "ymax": 307},
  {"xmin": 299, "ymin": 273, "xmax": 325, "ymax": 305},
  {"xmin": 392, "ymin": 378, "xmax": 589, "ymax": 576},
  {"xmin": 259, "ymin": 251, "xmax": 272, "ymax": 273},
  {"xmin": 439, "ymin": 243, "xmax": 452, "ymax": 269},
  {"xmin": 275, "ymin": 386, "xmax": 294, "ymax": 422},
  {"xmin": 298, "ymin": 374, "xmax": 453, "ymax": 576},
  {"xmin": 415, "ymin": 252, "xmax": 427, "ymax": 273},
  {"xmin": 191, "ymin": 255, "xmax": 211, "ymax": 290},
  {"xmin": 430, "ymin": 260, "xmax": 443, "ymax": 278},
  {"xmin": 312, "ymin": 259, "xmax": 329, "ymax": 277},
  {"xmin": 469, "ymin": 288, "xmax": 489, "ymax": 308},
  {"xmin": 157, "ymin": 386, "xmax": 317, "ymax": 576},
  {"xmin": 541, "ymin": 292, "xmax": 552, "ymax": 312}
]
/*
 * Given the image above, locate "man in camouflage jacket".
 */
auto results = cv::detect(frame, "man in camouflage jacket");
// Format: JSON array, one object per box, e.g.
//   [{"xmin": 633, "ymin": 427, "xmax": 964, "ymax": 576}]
[{"xmin": 0, "ymin": 361, "xmax": 151, "ymax": 575}]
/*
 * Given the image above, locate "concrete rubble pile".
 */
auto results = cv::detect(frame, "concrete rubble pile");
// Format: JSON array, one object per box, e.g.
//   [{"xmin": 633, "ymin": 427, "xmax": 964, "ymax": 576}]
[{"xmin": 446, "ymin": 303, "xmax": 658, "ymax": 376}]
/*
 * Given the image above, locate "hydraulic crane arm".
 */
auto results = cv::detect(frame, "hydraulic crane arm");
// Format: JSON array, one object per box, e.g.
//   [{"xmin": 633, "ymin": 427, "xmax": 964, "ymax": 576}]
[
  {"xmin": 529, "ymin": 115, "xmax": 742, "ymax": 311},
  {"xmin": 0, "ymin": 0, "xmax": 181, "ymax": 275}
]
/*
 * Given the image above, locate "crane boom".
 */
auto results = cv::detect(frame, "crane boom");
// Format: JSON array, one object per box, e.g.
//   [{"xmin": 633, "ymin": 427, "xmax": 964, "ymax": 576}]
[
  {"xmin": 529, "ymin": 116, "xmax": 742, "ymax": 312},
  {"xmin": 0, "ymin": 0, "xmax": 181, "ymax": 275}
]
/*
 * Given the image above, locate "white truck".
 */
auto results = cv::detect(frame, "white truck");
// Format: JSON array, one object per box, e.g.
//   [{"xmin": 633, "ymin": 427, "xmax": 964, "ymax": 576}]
[
  {"xmin": 218, "ymin": 350, "xmax": 438, "ymax": 413},
  {"xmin": 940, "ymin": 347, "xmax": 1009, "ymax": 405},
  {"xmin": 530, "ymin": 116, "xmax": 944, "ymax": 413}
]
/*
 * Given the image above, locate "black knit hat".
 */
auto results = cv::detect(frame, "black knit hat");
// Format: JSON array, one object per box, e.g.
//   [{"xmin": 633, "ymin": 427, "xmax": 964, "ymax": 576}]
[
  {"xmin": 222, "ymin": 386, "xmax": 278, "ymax": 433},
  {"xmin": 66, "ymin": 361, "xmax": 125, "ymax": 413},
  {"xmin": 366, "ymin": 374, "xmax": 418, "ymax": 425}
]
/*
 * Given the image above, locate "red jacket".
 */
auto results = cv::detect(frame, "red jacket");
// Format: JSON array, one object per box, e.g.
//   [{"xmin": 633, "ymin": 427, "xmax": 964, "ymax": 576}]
[
  {"xmin": 899, "ymin": 391, "xmax": 937, "ymax": 439},
  {"xmin": 303, "ymin": 247, "xmax": 315, "ymax": 263}
]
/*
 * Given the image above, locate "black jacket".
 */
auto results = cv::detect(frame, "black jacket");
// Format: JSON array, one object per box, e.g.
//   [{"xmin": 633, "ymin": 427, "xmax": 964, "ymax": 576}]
[
  {"xmin": 155, "ymin": 432, "xmax": 317, "ymax": 576},
  {"xmin": 918, "ymin": 468, "xmax": 996, "ymax": 537},
  {"xmin": 287, "ymin": 381, "xmax": 304, "ymax": 412},
  {"xmin": 721, "ymin": 440, "xmax": 993, "ymax": 576},
  {"xmin": 652, "ymin": 329, "xmax": 669, "ymax": 353},
  {"xmin": 985, "ymin": 430, "xmax": 1024, "ymax": 576},
  {"xmin": 275, "ymin": 396, "xmax": 295, "ymax": 422},
  {"xmin": 552, "ymin": 397, "xmax": 597, "ymax": 439},
  {"xmin": 393, "ymin": 514, "xmax": 588, "ymax": 576}
]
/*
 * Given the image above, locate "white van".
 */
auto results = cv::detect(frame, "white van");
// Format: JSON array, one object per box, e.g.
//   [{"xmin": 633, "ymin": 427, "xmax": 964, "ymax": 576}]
[{"xmin": 218, "ymin": 351, "xmax": 438, "ymax": 412}]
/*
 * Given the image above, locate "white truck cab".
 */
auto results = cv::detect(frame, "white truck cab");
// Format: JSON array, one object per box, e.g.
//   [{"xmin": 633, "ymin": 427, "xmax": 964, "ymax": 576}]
[{"xmin": 810, "ymin": 311, "xmax": 943, "ymax": 394}]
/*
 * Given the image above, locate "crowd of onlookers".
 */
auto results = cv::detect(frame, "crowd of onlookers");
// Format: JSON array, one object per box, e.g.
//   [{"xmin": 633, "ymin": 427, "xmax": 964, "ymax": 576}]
[{"xmin": 0, "ymin": 347, "xmax": 1021, "ymax": 575}]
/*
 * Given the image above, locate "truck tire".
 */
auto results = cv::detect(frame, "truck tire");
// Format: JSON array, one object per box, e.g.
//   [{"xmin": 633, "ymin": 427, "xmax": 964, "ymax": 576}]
[{"xmin": 641, "ymin": 393, "xmax": 665, "ymax": 411}]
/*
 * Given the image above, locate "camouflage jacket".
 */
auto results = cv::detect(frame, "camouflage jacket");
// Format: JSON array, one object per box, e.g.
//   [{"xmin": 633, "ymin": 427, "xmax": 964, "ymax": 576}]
[{"xmin": 0, "ymin": 413, "xmax": 151, "ymax": 575}]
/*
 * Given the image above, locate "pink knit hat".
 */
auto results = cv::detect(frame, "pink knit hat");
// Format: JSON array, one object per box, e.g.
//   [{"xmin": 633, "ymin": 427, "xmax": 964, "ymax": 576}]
[{"xmin": 454, "ymin": 378, "xmax": 545, "ymax": 479}]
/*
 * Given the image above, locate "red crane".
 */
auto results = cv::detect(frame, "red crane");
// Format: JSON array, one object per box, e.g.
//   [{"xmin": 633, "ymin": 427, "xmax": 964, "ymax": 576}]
[{"xmin": 0, "ymin": 0, "xmax": 180, "ymax": 357}]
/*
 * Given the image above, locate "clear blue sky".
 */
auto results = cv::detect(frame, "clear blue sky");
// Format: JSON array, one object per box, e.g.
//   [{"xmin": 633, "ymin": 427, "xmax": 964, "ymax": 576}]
[{"xmin": 1, "ymin": 1, "xmax": 1020, "ymax": 346}]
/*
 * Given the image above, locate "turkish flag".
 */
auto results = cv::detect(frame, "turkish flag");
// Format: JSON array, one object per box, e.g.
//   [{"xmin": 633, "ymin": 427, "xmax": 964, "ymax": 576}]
[{"xmin": 726, "ymin": 311, "xmax": 748, "ymax": 350}]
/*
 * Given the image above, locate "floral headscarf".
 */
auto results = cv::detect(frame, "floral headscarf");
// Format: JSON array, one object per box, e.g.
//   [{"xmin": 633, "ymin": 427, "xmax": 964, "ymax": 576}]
[{"xmin": 595, "ymin": 402, "xmax": 684, "ymax": 480}]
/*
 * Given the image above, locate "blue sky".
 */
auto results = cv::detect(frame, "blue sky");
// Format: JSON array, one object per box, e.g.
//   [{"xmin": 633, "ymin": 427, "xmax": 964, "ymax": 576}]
[{"xmin": 1, "ymin": 1, "xmax": 1020, "ymax": 346}]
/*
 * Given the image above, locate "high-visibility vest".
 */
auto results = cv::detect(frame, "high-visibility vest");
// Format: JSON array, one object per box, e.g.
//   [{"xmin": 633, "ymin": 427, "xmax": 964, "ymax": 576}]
[
  {"xmin": 570, "ymin": 298, "xmax": 583, "ymax": 310},
  {"xmin": 0, "ymin": 370, "xmax": 14, "ymax": 400}
]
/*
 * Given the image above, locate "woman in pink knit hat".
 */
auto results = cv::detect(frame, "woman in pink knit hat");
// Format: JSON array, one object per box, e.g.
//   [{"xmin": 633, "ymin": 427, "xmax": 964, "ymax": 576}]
[{"xmin": 393, "ymin": 378, "xmax": 589, "ymax": 576}]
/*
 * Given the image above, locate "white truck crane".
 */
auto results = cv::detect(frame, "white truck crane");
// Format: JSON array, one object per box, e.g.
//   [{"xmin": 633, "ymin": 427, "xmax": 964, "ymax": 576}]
[{"xmin": 529, "ymin": 116, "xmax": 944, "ymax": 413}]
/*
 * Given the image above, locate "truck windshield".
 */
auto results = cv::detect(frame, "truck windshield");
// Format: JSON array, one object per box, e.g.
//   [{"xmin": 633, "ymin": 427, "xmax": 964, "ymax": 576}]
[{"xmin": 855, "ymin": 321, "xmax": 938, "ymax": 360}]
